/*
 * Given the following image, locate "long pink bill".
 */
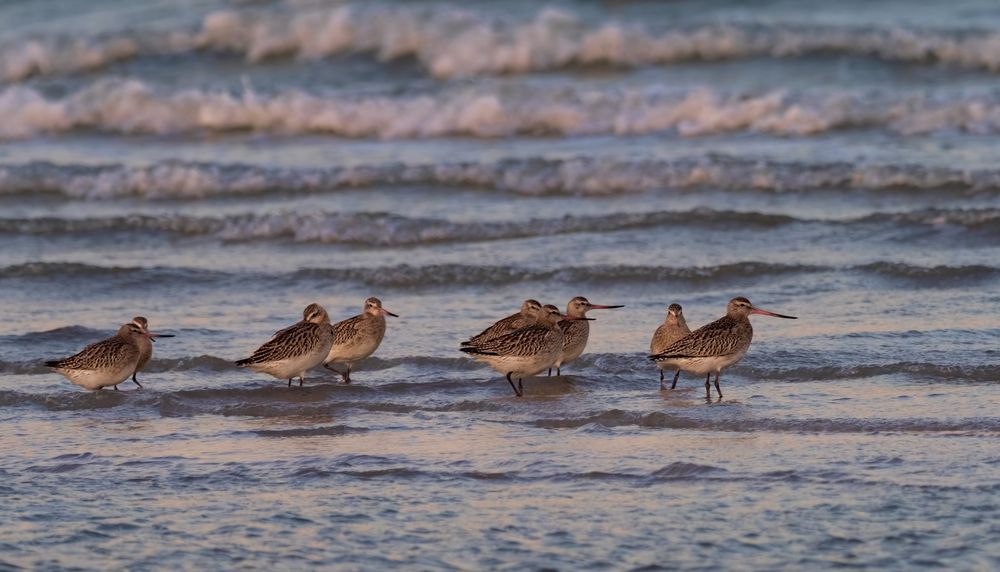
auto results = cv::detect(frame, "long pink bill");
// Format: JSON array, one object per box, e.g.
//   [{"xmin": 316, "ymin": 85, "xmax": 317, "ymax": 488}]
[
  {"xmin": 751, "ymin": 307, "xmax": 797, "ymax": 319},
  {"xmin": 563, "ymin": 314, "xmax": 595, "ymax": 321},
  {"xmin": 589, "ymin": 304, "xmax": 624, "ymax": 310}
]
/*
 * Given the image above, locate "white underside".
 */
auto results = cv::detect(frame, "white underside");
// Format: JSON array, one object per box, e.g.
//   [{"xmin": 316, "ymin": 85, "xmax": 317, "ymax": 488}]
[
  {"xmin": 324, "ymin": 338, "xmax": 380, "ymax": 367},
  {"xmin": 474, "ymin": 348, "xmax": 561, "ymax": 379},
  {"xmin": 654, "ymin": 349, "xmax": 748, "ymax": 375},
  {"xmin": 54, "ymin": 363, "xmax": 135, "ymax": 390},
  {"xmin": 247, "ymin": 344, "xmax": 330, "ymax": 381}
]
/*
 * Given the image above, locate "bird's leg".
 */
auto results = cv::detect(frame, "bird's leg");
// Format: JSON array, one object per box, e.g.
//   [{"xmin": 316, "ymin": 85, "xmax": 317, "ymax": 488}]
[
  {"xmin": 713, "ymin": 372, "xmax": 722, "ymax": 399},
  {"xmin": 659, "ymin": 369, "xmax": 666, "ymax": 390},
  {"xmin": 287, "ymin": 378, "xmax": 293, "ymax": 387},
  {"xmin": 344, "ymin": 365, "xmax": 351, "ymax": 384},
  {"xmin": 131, "ymin": 373, "xmax": 143, "ymax": 389},
  {"xmin": 704, "ymin": 374, "xmax": 711, "ymax": 399},
  {"xmin": 324, "ymin": 363, "xmax": 343, "ymax": 375},
  {"xmin": 556, "ymin": 367, "xmax": 561, "ymax": 376},
  {"xmin": 505, "ymin": 373, "xmax": 520, "ymax": 396},
  {"xmin": 113, "ymin": 385, "xmax": 120, "ymax": 391},
  {"xmin": 299, "ymin": 376, "xmax": 305, "ymax": 387},
  {"xmin": 518, "ymin": 378, "xmax": 524, "ymax": 397},
  {"xmin": 671, "ymin": 370, "xmax": 680, "ymax": 390}
]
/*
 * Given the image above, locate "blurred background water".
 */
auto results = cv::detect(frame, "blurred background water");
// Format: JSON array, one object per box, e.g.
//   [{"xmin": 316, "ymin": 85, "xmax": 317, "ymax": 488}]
[{"xmin": 0, "ymin": 0, "xmax": 998, "ymax": 569}]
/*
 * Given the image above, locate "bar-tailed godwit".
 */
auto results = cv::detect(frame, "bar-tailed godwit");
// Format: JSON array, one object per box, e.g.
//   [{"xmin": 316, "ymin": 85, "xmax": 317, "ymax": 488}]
[
  {"xmin": 550, "ymin": 296, "xmax": 623, "ymax": 376},
  {"xmin": 460, "ymin": 304, "xmax": 590, "ymax": 397},
  {"xmin": 129, "ymin": 316, "xmax": 175, "ymax": 389},
  {"xmin": 649, "ymin": 297, "xmax": 796, "ymax": 399},
  {"xmin": 461, "ymin": 299, "xmax": 541, "ymax": 347},
  {"xmin": 649, "ymin": 304, "xmax": 691, "ymax": 390},
  {"xmin": 323, "ymin": 297, "xmax": 397, "ymax": 383},
  {"xmin": 236, "ymin": 303, "xmax": 334, "ymax": 387},
  {"xmin": 45, "ymin": 323, "xmax": 153, "ymax": 391}
]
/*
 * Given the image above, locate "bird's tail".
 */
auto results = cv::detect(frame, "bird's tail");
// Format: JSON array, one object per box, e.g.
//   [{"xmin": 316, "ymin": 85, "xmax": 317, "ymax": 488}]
[
  {"xmin": 44, "ymin": 359, "xmax": 64, "ymax": 368},
  {"xmin": 234, "ymin": 358, "xmax": 254, "ymax": 367},
  {"xmin": 459, "ymin": 347, "xmax": 498, "ymax": 356}
]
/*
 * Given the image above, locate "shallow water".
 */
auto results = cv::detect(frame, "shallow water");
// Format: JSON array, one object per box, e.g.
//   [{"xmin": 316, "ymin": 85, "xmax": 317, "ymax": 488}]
[{"xmin": 1, "ymin": 0, "xmax": 998, "ymax": 569}]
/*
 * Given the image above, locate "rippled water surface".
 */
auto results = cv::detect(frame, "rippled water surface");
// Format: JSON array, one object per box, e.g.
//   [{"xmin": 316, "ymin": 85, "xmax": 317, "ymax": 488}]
[{"xmin": 1, "ymin": 0, "xmax": 999, "ymax": 569}]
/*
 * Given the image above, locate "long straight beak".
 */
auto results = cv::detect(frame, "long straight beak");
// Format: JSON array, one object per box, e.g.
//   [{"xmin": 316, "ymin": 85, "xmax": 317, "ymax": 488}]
[
  {"xmin": 751, "ymin": 307, "xmax": 797, "ymax": 319},
  {"xmin": 563, "ymin": 314, "xmax": 595, "ymax": 321},
  {"xmin": 382, "ymin": 309, "xmax": 399, "ymax": 318},
  {"xmin": 589, "ymin": 304, "xmax": 624, "ymax": 310},
  {"xmin": 146, "ymin": 332, "xmax": 176, "ymax": 342}
]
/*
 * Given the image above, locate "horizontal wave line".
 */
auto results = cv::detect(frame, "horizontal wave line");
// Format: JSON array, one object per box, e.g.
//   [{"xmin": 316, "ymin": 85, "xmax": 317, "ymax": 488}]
[
  {"xmin": 3, "ymin": 157, "xmax": 1000, "ymax": 200},
  {"xmin": 1, "ymin": 208, "xmax": 997, "ymax": 245},
  {"xmin": 7, "ymin": 6, "xmax": 1000, "ymax": 81},
  {"xmin": 1, "ymin": 261, "xmax": 997, "ymax": 290}
]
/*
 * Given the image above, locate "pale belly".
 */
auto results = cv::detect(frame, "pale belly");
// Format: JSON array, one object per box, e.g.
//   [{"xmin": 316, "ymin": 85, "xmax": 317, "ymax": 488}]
[
  {"xmin": 476, "ymin": 346, "xmax": 561, "ymax": 378},
  {"xmin": 556, "ymin": 336, "xmax": 587, "ymax": 368},
  {"xmin": 325, "ymin": 337, "xmax": 381, "ymax": 365},
  {"xmin": 57, "ymin": 363, "xmax": 135, "ymax": 390},
  {"xmin": 251, "ymin": 344, "xmax": 330, "ymax": 380},
  {"xmin": 655, "ymin": 349, "xmax": 748, "ymax": 375}
]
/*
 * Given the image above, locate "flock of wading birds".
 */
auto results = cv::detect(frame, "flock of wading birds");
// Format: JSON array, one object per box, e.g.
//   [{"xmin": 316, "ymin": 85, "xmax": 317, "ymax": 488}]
[{"xmin": 43, "ymin": 295, "xmax": 798, "ymax": 399}]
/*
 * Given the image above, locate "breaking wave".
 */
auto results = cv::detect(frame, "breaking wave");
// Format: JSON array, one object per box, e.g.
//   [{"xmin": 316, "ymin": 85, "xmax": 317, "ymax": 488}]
[
  {"xmin": 9, "ymin": 6, "xmax": 1000, "ymax": 81},
  {"xmin": 3, "ymin": 157, "xmax": 1000, "ymax": 200},
  {"xmin": 10, "ymin": 80, "xmax": 1000, "ymax": 139}
]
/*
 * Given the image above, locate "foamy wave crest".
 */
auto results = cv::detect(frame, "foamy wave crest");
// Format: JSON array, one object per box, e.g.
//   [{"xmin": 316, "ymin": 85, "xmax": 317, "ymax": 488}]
[
  {"xmin": 9, "ymin": 6, "xmax": 1000, "ymax": 81},
  {"xmin": 4, "ymin": 158, "xmax": 1000, "ymax": 201},
  {"xmin": 11, "ymin": 80, "xmax": 1000, "ymax": 139}
]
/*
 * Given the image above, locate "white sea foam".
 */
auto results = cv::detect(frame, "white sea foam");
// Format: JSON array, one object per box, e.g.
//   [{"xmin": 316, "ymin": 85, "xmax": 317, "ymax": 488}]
[
  {"xmin": 7, "ymin": 80, "xmax": 1000, "ymax": 140},
  {"xmin": 2, "ymin": 156, "xmax": 1000, "ymax": 200},
  {"xmin": 6, "ymin": 5, "xmax": 1000, "ymax": 81}
]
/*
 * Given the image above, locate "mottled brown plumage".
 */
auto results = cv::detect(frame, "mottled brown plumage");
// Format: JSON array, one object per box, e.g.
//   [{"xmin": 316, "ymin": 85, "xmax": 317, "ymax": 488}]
[
  {"xmin": 236, "ymin": 303, "xmax": 334, "ymax": 387},
  {"xmin": 650, "ymin": 297, "xmax": 796, "ymax": 399},
  {"xmin": 461, "ymin": 299, "xmax": 541, "ymax": 347},
  {"xmin": 650, "ymin": 304, "xmax": 692, "ymax": 389},
  {"xmin": 323, "ymin": 297, "xmax": 397, "ymax": 383},
  {"xmin": 551, "ymin": 296, "xmax": 623, "ymax": 376},
  {"xmin": 45, "ymin": 323, "xmax": 149, "ymax": 390}
]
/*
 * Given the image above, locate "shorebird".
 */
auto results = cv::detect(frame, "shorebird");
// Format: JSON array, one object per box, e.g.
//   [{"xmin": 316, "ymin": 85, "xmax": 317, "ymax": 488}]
[
  {"xmin": 461, "ymin": 299, "xmax": 542, "ymax": 347},
  {"xmin": 649, "ymin": 297, "xmax": 796, "ymax": 399},
  {"xmin": 550, "ymin": 296, "xmax": 624, "ymax": 376},
  {"xmin": 650, "ymin": 304, "xmax": 691, "ymax": 390},
  {"xmin": 460, "ymin": 304, "xmax": 590, "ymax": 397},
  {"xmin": 45, "ymin": 323, "xmax": 153, "ymax": 391},
  {"xmin": 235, "ymin": 303, "xmax": 334, "ymax": 387},
  {"xmin": 323, "ymin": 297, "xmax": 397, "ymax": 383},
  {"xmin": 129, "ymin": 316, "xmax": 175, "ymax": 388}
]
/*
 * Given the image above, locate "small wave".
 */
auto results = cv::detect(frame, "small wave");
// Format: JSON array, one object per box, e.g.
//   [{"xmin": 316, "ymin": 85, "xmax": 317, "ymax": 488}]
[
  {"xmin": 3, "ymin": 208, "xmax": 997, "ymax": 245},
  {"xmin": 12, "ymin": 80, "xmax": 1000, "ymax": 139},
  {"xmin": 248, "ymin": 425, "xmax": 369, "ymax": 438},
  {"xmin": 4, "ymin": 157, "xmax": 1000, "ymax": 201},
  {"xmin": 535, "ymin": 409, "xmax": 1000, "ymax": 433},
  {"xmin": 1, "ymin": 261, "xmax": 996, "ymax": 293},
  {"xmin": 8, "ymin": 6, "xmax": 1000, "ymax": 81}
]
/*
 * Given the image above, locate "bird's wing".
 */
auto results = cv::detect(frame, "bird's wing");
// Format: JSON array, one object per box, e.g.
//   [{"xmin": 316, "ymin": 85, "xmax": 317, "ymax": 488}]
[
  {"xmin": 238, "ymin": 323, "xmax": 322, "ymax": 365},
  {"xmin": 47, "ymin": 337, "xmax": 134, "ymax": 369},
  {"xmin": 331, "ymin": 315, "xmax": 363, "ymax": 345},
  {"xmin": 651, "ymin": 316, "xmax": 743, "ymax": 358},
  {"xmin": 462, "ymin": 312, "xmax": 523, "ymax": 345},
  {"xmin": 464, "ymin": 325, "xmax": 551, "ymax": 357}
]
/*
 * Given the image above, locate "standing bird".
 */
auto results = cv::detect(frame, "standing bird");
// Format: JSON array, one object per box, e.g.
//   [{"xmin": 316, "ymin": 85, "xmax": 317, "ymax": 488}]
[
  {"xmin": 649, "ymin": 297, "xmax": 796, "ymax": 399},
  {"xmin": 45, "ymin": 323, "xmax": 153, "ymax": 391},
  {"xmin": 550, "ymin": 296, "xmax": 624, "ymax": 376},
  {"xmin": 323, "ymin": 297, "xmax": 397, "ymax": 383},
  {"xmin": 129, "ymin": 316, "xmax": 175, "ymax": 389},
  {"xmin": 461, "ymin": 299, "xmax": 542, "ymax": 347},
  {"xmin": 460, "ymin": 304, "xmax": 590, "ymax": 397},
  {"xmin": 235, "ymin": 303, "xmax": 334, "ymax": 387},
  {"xmin": 650, "ymin": 304, "xmax": 691, "ymax": 390}
]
